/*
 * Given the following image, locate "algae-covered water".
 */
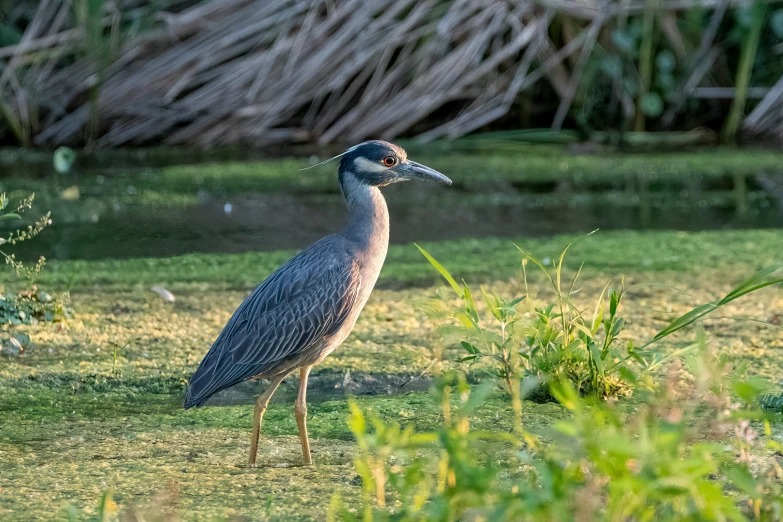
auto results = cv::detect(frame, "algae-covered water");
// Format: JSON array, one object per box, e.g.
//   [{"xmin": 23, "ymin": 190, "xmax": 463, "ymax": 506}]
[
  {"xmin": 1, "ymin": 145, "xmax": 783, "ymax": 520},
  {"xmin": 1, "ymin": 145, "xmax": 782, "ymax": 261}
]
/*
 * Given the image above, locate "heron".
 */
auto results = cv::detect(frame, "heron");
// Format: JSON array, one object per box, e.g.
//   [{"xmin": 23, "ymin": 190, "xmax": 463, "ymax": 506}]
[{"xmin": 184, "ymin": 141, "xmax": 451, "ymax": 466}]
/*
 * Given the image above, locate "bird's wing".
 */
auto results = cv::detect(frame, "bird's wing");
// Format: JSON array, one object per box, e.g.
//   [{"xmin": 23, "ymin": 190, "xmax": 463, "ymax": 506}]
[{"xmin": 185, "ymin": 236, "xmax": 360, "ymax": 408}]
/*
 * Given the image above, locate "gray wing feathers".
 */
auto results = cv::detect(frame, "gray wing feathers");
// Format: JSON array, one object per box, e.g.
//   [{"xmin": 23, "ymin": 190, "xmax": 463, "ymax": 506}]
[{"xmin": 185, "ymin": 236, "xmax": 360, "ymax": 408}]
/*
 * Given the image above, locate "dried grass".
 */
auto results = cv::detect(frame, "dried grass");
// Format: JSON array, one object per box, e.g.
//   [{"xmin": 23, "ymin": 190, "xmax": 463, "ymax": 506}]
[{"xmin": 0, "ymin": 0, "xmax": 780, "ymax": 147}]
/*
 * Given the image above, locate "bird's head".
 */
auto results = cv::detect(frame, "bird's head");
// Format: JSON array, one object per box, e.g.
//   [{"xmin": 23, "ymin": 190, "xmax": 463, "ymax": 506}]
[{"xmin": 336, "ymin": 141, "xmax": 452, "ymax": 187}]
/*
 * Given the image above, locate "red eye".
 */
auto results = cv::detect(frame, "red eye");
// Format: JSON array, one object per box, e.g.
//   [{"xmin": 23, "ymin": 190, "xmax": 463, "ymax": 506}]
[{"xmin": 382, "ymin": 156, "xmax": 396, "ymax": 167}]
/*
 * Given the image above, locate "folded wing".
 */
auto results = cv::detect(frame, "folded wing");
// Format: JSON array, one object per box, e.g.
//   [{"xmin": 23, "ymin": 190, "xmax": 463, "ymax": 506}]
[{"xmin": 184, "ymin": 236, "xmax": 359, "ymax": 408}]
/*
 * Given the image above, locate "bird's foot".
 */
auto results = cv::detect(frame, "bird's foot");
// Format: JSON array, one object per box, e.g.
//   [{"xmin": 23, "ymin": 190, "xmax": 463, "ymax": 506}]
[{"xmin": 247, "ymin": 454, "xmax": 259, "ymax": 468}]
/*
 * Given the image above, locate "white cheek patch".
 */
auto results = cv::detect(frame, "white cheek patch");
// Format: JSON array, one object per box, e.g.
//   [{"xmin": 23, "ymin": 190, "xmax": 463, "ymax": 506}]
[{"xmin": 354, "ymin": 157, "xmax": 388, "ymax": 174}]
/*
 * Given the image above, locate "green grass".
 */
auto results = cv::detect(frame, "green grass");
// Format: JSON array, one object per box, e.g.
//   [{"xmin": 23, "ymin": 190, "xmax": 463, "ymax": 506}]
[
  {"xmin": 1, "ymin": 230, "xmax": 782, "ymax": 519},
  {"xmin": 33, "ymin": 229, "xmax": 783, "ymax": 290}
]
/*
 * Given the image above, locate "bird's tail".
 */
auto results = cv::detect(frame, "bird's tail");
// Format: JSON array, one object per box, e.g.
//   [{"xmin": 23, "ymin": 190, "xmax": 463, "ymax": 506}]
[
  {"xmin": 183, "ymin": 386, "xmax": 207, "ymax": 410},
  {"xmin": 184, "ymin": 351, "xmax": 222, "ymax": 409}
]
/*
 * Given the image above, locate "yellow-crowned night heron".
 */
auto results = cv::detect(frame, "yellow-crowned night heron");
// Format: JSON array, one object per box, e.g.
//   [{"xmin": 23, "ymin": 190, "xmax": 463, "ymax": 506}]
[{"xmin": 184, "ymin": 141, "xmax": 451, "ymax": 465}]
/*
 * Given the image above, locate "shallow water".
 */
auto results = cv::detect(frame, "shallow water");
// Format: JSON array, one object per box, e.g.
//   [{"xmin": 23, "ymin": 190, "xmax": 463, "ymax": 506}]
[{"xmin": 1, "ymin": 157, "xmax": 782, "ymax": 261}]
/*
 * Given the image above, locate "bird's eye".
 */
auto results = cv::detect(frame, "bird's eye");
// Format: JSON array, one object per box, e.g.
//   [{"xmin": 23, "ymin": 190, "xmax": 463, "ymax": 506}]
[{"xmin": 382, "ymin": 156, "xmax": 397, "ymax": 167}]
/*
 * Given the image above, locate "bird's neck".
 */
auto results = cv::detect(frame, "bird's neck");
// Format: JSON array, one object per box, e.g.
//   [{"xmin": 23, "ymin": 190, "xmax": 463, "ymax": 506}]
[{"xmin": 340, "ymin": 172, "xmax": 389, "ymax": 256}]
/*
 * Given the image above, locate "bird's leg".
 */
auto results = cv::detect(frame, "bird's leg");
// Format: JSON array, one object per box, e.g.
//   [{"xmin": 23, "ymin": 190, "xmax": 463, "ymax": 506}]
[
  {"xmin": 249, "ymin": 373, "xmax": 286, "ymax": 466},
  {"xmin": 295, "ymin": 366, "xmax": 312, "ymax": 465}
]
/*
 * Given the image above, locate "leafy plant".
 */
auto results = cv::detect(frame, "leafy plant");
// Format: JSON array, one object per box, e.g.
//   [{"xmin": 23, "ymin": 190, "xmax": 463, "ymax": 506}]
[
  {"xmin": 0, "ymin": 286, "xmax": 69, "ymax": 325},
  {"xmin": 0, "ymin": 192, "xmax": 70, "ymax": 354},
  {"xmin": 760, "ymin": 392, "xmax": 783, "ymax": 413},
  {"xmin": 417, "ymin": 234, "xmax": 783, "ymax": 403},
  {"xmin": 0, "ymin": 192, "xmax": 51, "ymax": 283},
  {"xmin": 417, "ymin": 233, "xmax": 636, "ymax": 401},
  {"xmin": 339, "ymin": 336, "xmax": 783, "ymax": 521}
]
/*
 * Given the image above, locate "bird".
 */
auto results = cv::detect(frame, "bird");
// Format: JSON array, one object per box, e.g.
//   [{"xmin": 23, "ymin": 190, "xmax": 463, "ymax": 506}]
[{"xmin": 184, "ymin": 140, "xmax": 451, "ymax": 466}]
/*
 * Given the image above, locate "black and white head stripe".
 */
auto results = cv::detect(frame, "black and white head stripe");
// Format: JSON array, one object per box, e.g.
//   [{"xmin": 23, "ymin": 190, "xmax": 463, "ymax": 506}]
[
  {"xmin": 299, "ymin": 140, "xmax": 448, "ymax": 188},
  {"xmin": 337, "ymin": 141, "xmax": 408, "ymax": 186},
  {"xmin": 299, "ymin": 141, "xmax": 406, "ymax": 172}
]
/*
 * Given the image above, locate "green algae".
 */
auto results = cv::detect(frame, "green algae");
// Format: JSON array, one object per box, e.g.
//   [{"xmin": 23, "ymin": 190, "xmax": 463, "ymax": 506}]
[
  {"xmin": 6, "ymin": 146, "xmax": 783, "ymax": 196},
  {"xmin": 29, "ymin": 229, "xmax": 783, "ymax": 290}
]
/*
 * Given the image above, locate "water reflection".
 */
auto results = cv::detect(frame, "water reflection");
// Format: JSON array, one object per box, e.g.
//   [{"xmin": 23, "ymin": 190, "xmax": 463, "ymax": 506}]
[{"xmin": 1, "ymin": 167, "xmax": 781, "ymax": 261}]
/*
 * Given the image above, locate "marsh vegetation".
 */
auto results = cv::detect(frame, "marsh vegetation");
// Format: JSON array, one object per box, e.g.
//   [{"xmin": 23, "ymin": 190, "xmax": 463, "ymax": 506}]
[{"xmin": 0, "ymin": 145, "xmax": 782, "ymax": 520}]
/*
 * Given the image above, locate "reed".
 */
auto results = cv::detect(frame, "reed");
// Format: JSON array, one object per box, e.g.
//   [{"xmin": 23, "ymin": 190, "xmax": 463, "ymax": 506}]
[{"xmin": 0, "ymin": 0, "xmax": 780, "ymax": 147}]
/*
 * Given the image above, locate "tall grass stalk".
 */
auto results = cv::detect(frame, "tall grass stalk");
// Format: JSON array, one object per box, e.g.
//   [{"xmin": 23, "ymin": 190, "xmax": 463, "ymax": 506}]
[
  {"xmin": 634, "ymin": 0, "xmax": 657, "ymax": 131},
  {"xmin": 722, "ymin": 2, "xmax": 766, "ymax": 143}
]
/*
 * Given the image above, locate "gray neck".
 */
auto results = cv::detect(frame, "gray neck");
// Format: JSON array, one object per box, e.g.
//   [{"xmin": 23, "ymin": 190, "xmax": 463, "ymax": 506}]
[{"xmin": 339, "ymin": 172, "xmax": 389, "ymax": 256}]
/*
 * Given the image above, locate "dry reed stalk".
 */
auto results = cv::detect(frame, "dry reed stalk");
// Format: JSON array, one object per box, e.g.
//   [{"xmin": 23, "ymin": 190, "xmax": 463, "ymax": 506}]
[{"xmin": 1, "ymin": 0, "xmax": 781, "ymax": 147}]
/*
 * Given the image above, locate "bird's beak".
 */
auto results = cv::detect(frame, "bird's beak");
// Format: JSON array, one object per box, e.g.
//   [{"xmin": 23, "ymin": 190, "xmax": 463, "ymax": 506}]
[{"xmin": 398, "ymin": 160, "xmax": 452, "ymax": 185}]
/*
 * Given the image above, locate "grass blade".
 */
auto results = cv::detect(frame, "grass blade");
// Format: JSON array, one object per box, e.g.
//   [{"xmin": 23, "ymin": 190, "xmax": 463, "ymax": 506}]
[
  {"xmin": 415, "ymin": 243, "xmax": 461, "ymax": 295},
  {"xmin": 650, "ymin": 265, "xmax": 783, "ymax": 344}
]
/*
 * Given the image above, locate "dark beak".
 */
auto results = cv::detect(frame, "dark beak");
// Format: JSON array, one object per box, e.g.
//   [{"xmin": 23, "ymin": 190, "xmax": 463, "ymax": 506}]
[{"xmin": 398, "ymin": 160, "xmax": 452, "ymax": 185}]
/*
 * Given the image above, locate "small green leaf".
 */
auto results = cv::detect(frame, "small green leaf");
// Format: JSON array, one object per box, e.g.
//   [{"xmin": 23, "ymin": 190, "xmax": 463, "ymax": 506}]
[
  {"xmin": 600, "ymin": 55, "xmax": 624, "ymax": 78},
  {"xmin": 618, "ymin": 366, "xmax": 638, "ymax": 384},
  {"xmin": 652, "ymin": 265, "xmax": 783, "ymax": 343},
  {"xmin": 772, "ymin": 9, "xmax": 783, "ymax": 39},
  {"xmin": 589, "ymin": 344, "xmax": 605, "ymax": 374},
  {"xmin": 653, "ymin": 303, "xmax": 715, "ymax": 341},
  {"xmin": 461, "ymin": 341, "xmax": 480, "ymax": 355},
  {"xmin": 726, "ymin": 466, "xmax": 760, "ymax": 496},
  {"xmin": 611, "ymin": 29, "xmax": 636, "ymax": 53},
  {"xmin": 53, "ymin": 147, "xmax": 76, "ymax": 174},
  {"xmin": 641, "ymin": 92, "xmax": 664, "ymax": 117},
  {"xmin": 609, "ymin": 317, "xmax": 625, "ymax": 338},
  {"xmin": 719, "ymin": 264, "xmax": 783, "ymax": 304},
  {"xmin": 0, "ymin": 213, "xmax": 21, "ymax": 221},
  {"xmin": 609, "ymin": 290, "xmax": 619, "ymax": 317},
  {"xmin": 550, "ymin": 379, "xmax": 581, "ymax": 412},
  {"xmin": 655, "ymin": 50, "xmax": 676, "ymax": 72},
  {"xmin": 732, "ymin": 377, "xmax": 772, "ymax": 403},
  {"xmin": 347, "ymin": 401, "xmax": 366, "ymax": 436},
  {"xmin": 571, "ymin": 322, "xmax": 594, "ymax": 340}
]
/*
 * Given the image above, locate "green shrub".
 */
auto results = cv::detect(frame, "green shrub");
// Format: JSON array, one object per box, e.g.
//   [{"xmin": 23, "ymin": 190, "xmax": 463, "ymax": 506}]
[
  {"xmin": 416, "ymin": 234, "xmax": 783, "ymax": 403},
  {"xmin": 337, "ymin": 337, "xmax": 783, "ymax": 521},
  {"xmin": 333, "ymin": 239, "xmax": 783, "ymax": 520},
  {"xmin": 0, "ymin": 192, "xmax": 70, "ymax": 353}
]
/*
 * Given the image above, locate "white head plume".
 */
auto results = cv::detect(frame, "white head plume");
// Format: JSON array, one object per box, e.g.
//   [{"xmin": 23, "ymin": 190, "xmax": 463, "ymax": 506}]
[{"xmin": 299, "ymin": 143, "xmax": 364, "ymax": 171}]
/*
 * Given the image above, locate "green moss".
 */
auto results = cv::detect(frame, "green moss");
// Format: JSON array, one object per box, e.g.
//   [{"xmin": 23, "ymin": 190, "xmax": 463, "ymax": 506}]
[
  {"xmin": 0, "ymin": 384, "xmax": 566, "ymax": 520},
  {"xmin": 32, "ymin": 229, "xmax": 783, "ymax": 290},
  {"xmin": 118, "ymin": 147, "xmax": 783, "ymax": 193},
  {"xmin": 3, "ymin": 147, "xmax": 782, "ymax": 214}
]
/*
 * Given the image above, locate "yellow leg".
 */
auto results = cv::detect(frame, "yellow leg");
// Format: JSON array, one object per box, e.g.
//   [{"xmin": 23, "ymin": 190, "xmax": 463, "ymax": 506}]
[
  {"xmin": 295, "ymin": 366, "xmax": 313, "ymax": 465},
  {"xmin": 248, "ymin": 373, "xmax": 286, "ymax": 466}
]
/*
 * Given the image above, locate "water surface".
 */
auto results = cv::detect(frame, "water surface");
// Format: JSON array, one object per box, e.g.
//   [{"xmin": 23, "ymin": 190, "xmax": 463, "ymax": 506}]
[{"xmin": 1, "ymin": 154, "xmax": 781, "ymax": 261}]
